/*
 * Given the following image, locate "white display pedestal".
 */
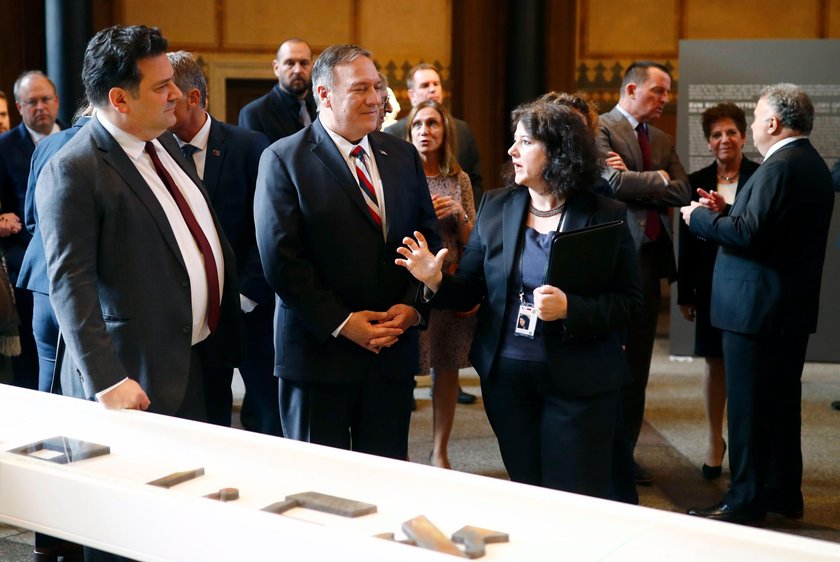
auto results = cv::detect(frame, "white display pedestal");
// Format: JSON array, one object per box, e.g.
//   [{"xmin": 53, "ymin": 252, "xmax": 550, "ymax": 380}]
[{"xmin": 1, "ymin": 384, "xmax": 838, "ymax": 561}]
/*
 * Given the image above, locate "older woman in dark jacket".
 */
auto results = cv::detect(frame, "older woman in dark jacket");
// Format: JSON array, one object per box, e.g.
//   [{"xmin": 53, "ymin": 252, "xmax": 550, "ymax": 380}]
[{"xmin": 677, "ymin": 102, "xmax": 759, "ymax": 479}]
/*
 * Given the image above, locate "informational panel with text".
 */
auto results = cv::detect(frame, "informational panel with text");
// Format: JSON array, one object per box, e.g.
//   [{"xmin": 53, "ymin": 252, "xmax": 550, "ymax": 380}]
[{"xmin": 671, "ymin": 40, "xmax": 840, "ymax": 361}]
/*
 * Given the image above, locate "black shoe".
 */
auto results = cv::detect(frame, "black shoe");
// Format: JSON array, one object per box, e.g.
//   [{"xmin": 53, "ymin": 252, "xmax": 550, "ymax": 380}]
[
  {"xmin": 687, "ymin": 501, "xmax": 765, "ymax": 523},
  {"xmin": 457, "ymin": 387, "xmax": 477, "ymax": 405},
  {"xmin": 702, "ymin": 440, "xmax": 726, "ymax": 480},
  {"xmin": 634, "ymin": 463, "xmax": 653, "ymax": 486},
  {"xmin": 766, "ymin": 499, "xmax": 804, "ymax": 519},
  {"xmin": 831, "ymin": 401, "xmax": 840, "ymax": 411}
]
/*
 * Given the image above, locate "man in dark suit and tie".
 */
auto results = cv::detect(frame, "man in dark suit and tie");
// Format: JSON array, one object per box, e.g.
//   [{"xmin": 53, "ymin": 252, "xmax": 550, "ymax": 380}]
[
  {"xmin": 167, "ymin": 50, "xmax": 279, "ymax": 435},
  {"xmin": 595, "ymin": 61, "xmax": 691, "ymax": 484},
  {"xmin": 255, "ymin": 44, "xmax": 440, "ymax": 459},
  {"xmin": 683, "ymin": 83, "xmax": 834, "ymax": 523},
  {"xmin": 0, "ymin": 70, "xmax": 64, "ymax": 390},
  {"xmin": 238, "ymin": 38, "xmax": 316, "ymax": 143}
]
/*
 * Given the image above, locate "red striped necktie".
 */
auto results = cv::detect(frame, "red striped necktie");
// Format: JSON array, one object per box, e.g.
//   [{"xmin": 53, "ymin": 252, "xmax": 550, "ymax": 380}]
[{"xmin": 350, "ymin": 144, "xmax": 382, "ymax": 227}]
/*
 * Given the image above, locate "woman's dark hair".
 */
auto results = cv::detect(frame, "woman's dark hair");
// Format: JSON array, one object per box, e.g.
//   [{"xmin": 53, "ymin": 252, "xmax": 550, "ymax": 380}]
[
  {"xmin": 701, "ymin": 102, "xmax": 747, "ymax": 139},
  {"xmin": 405, "ymin": 99, "xmax": 461, "ymax": 177},
  {"xmin": 82, "ymin": 25, "xmax": 168, "ymax": 108},
  {"xmin": 507, "ymin": 99, "xmax": 601, "ymax": 200}
]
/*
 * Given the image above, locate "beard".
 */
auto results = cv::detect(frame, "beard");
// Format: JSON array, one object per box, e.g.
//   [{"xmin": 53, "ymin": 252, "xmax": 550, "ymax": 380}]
[{"xmin": 282, "ymin": 74, "xmax": 311, "ymax": 97}]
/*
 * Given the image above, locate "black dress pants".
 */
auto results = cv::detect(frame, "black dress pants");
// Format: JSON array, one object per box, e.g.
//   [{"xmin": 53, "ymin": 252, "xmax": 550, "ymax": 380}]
[
  {"xmin": 482, "ymin": 356, "xmax": 635, "ymax": 502},
  {"xmin": 722, "ymin": 330, "xmax": 808, "ymax": 512}
]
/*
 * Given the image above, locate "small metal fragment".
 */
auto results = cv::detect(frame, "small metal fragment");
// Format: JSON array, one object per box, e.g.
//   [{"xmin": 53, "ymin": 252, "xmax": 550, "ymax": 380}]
[
  {"xmin": 402, "ymin": 515, "xmax": 464, "ymax": 557},
  {"xmin": 373, "ymin": 532, "xmax": 416, "ymax": 546},
  {"xmin": 147, "ymin": 468, "xmax": 205, "ymax": 488},
  {"xmin": 261, "ymin": 491, "xmax": 377, "ymax": 518},
  {"xmin": 452, "ymin": 525, "xmax": 509, "ymax": 559},
  {"xmin": 261, "ymin": 499, "xmax": 300, "ymax": 515},
  {"xmin": 205, "ymin": 487, "xmax": 240, "ymax": 502}
]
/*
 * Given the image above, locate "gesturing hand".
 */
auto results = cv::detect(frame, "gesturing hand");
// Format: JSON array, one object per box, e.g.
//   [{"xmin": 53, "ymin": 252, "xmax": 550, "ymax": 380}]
[
  {"xmin": 395, "ymin": 231, "xmax": 448, "ymax": 292},
  {"xmin": 696, "ymin": 188, "xmax": 726, "ymax": 213},
  {"xmin": 680, "ymin": 201, "xmax": 702, "ymax": 226},
  {"xmin": 340, "ymin": 310, "xmax": 404, "ymax": 354},
  {"xmin": 533, "ymin": 285, "xmax": 568, "ymax": 321}
]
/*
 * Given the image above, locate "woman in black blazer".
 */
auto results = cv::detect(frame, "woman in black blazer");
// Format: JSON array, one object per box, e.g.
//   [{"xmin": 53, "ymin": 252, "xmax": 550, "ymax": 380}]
[
  {"xmin": 677, "ymin": 102, "xmax": 759, "ymax": 480},
  {"xmin": 397, "ymin": 99, "xmax": 642, "ymax": 501}
]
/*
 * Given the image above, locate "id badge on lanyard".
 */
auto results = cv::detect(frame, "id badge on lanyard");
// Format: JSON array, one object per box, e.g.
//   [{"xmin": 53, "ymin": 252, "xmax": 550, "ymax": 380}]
[{"xmin": 513, "ymin": 209, "xmax": 567, "ymax": 339}]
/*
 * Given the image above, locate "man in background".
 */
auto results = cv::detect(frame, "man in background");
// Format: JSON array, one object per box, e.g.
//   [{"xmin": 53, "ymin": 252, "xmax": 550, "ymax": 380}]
[
  {"xmin": 0, "ymin": 90, "xmax": 10, "ymax": 133},
  {"xmin": 238, "ymin": 38, "xmax": 316, "ymax": 143},
  {"xmin": 385, "ymin": 63, "xmax": 482, "ymax": 206},
  {"xmin": 596, "ymin": 61, "xmax": 691, "ymax": 485},
  {"xmin": 167, "ymin": 50, "xmax": 278, "ymax": 435},
  {"xmin": 684, "ymin": 83, "xmax": 834, "ymax": 523},
  {"xmin": 0, "ymin": 70, "xmax": 63, "ymax": 391}
]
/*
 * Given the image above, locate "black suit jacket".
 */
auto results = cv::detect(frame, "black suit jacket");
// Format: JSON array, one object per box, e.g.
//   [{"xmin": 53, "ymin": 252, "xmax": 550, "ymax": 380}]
[
  {"xmin": 200, "ymin": 117, "xmax": 272, "ymax": 306},
  {"xmin": 238, "ymin": 84, "xmax": 316, "ymax": 144},
  {"xmin": 677, "ymin": 157, "xmax": 760, "ymax": 308},
  {"xmin": 690, "ymin": 139, "xmax": 834, "ymax": 336},
  {"xmin": 37, "ymin": 117, "xmax": 244, "ymax": 414},
  {"xmin": 0, "ymin": 121, "xmax": 64, "ymax": 277},
  {"xmin": 254, "ymin": 118, "xmax": 440, "ymax": 384},
  {"xmin": 432, "ymin": 187, "xmax": 642, "ymax": 397}
]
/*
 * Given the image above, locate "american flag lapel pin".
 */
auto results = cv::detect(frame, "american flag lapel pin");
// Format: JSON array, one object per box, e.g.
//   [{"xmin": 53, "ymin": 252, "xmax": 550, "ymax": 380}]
[{"xmin": 212, "ymin": 149, "xmax": 221, "ymax": 157}]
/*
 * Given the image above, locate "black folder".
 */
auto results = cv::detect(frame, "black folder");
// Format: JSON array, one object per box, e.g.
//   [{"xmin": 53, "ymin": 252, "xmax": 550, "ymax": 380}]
[{"xmin": 543, "ymin": 220, "xmax": 624, "ymax": 295}]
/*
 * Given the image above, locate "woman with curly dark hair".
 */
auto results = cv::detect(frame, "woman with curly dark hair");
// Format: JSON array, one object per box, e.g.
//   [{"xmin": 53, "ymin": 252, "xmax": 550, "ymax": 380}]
[{"xmin": 396, "ymin": 98, "xmax": 642, "ymax": 500}]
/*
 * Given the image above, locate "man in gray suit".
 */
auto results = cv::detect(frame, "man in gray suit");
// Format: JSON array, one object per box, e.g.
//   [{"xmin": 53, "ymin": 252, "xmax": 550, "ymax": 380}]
[
  {"xmin": 596, "ymin": 61, "xmax": 691, "ymax": 484},
  {"xmin": 39, "ymin": 25, "xmax": 242, "ymax": 420}
]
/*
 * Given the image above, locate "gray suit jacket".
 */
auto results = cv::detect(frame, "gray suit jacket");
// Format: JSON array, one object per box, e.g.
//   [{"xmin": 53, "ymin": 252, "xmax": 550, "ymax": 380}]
[
  {"xmin": 37, "ymin": 117, "xmax": 243, "ymax": 415},
  {"xmin": 596, "ymin": 106, "xmax": 691, "ymax": 251}
]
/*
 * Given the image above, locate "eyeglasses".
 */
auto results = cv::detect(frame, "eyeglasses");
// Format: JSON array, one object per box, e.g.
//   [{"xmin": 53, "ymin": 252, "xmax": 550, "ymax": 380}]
[{"xmin": 19, "ymin": 96, "xmax": 56, "ymax": 107}]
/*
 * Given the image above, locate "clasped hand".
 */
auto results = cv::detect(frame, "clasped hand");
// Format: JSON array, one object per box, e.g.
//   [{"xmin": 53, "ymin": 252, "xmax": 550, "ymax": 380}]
[
  {"xmin": 340, "ymin": 304, "xmax": 418, "ymax": 354},
  {"xmin": 395, "ymin": 231, "xmax": 448, "ymax": 292},
  {"xmin": 0, "ymin": 212, "xmax": 22, "ymax": 237},
  {"xmin": 431, "ymin": 194, "xmax": 463, "ymax": 221}
]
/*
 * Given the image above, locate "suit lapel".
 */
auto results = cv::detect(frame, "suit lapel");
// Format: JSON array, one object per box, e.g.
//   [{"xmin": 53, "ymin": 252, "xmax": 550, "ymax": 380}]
[
  {"xmin": 610, "ymin": 107, "xmax": 644, "ymax": 171},
  {"xmin": 502, "ymin": 188, "xmax": 529, "ymax": 284},
  {"xmin": 89, "ymin": 120, "xmax": 186, "ymax": 270},
  {"xmin": 560, "ymin": 194, "xmax": 595, "ymax": 232},
  {"xmin": 309, "ymin": 119, "xmax": 382, "ymax": 232},
  {"xmin": 14, "ymin": 123, "xmax": 36, "ymax": 160},
  {"xmin": 368, "ymin": 134, "xmax": 398, "ymax": 242},
  {"xmin": 203, "ymin": 118, "xmax": 225, "ymax": 199}
]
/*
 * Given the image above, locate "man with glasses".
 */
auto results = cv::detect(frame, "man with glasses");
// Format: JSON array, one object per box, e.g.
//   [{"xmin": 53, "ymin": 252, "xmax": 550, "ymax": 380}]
[
  {"xmin": 0, "ymin": 90, "xmax": 10, "ymax": 134},
  {"xmin": 0, "ymin": 70, "xmax": 64, "ymax": 391}
]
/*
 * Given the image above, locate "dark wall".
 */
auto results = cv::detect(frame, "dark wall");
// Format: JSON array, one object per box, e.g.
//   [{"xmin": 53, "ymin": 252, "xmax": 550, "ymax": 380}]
[
  {"xmin": 0, "ymin": 0, "xmax": 115, "ymax": 127},
  {"xmin": 0, "ymin": 1, "xmax": 47, "ymax": 128}
]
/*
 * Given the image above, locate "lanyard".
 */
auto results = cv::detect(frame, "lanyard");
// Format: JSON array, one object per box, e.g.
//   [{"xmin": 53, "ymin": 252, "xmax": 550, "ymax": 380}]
[{"xmin": 518, "ymin": 209, "xmax": 566, "ymax": 304}]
